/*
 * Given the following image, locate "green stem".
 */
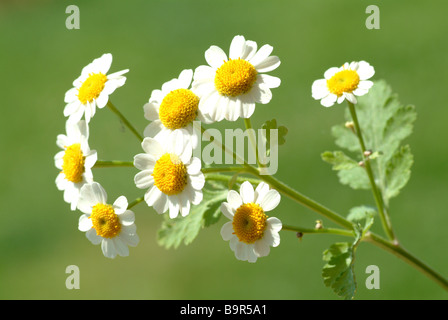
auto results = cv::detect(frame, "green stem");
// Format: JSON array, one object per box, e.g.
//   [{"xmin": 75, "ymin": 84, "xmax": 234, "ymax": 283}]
[
  {"xmin": 94, "ymin": 160, "xmax": 134, "ymax": 168},
  {"xmin": 107, "ymin": 100, "xmax": 144, "ymax": 143},
  {"xmin": 204, "ymin": 173, "xmax": 263, "ymax": 187},
  {"xmin": 252, "ymin": 170, "xmax": 355, "ymax": 230},
  {"xmin": 364, "ymin": 232, "xmax": 448, "ymax": 291},
  {"xmin": 282, "ymin": 224, "xmax": 355, "ymax": 237},
  {"xmin": 128, "ymin": 196, "xmax": 144, "ymax": 209},
  {"xmin": 347, "ymin": 101, "xmax": 396, "ymax": 241}
]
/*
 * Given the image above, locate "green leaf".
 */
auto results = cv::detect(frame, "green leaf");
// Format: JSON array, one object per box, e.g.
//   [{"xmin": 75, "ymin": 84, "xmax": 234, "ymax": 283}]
[
  {"xmin": 322, "ymin": 242, "xmax": 357, "ymax": 300},
  {"xmin": 347, "ymin": 206, "xmax": 375, "ymax": 236},
  {"xmin": 384, "ymin": 145, "xmax": 413, "ymax": 201},
  {"xmin": 157, "ymin": 187, "xmax": 228, "ymax": 249},
  {"xmin": 322, "ymin": 207, "xmax": 374, "ymax": 300},
  {"xmin": 321, "ymin": 151, "xmax": 358, "ymax": 170},
  {"xmin": 321, "ymin": 151, "xmax": 370, "ymax": 189},
  {"xmin": 328, "ymin": 80, "xmax": 416, "ymax": 201}
]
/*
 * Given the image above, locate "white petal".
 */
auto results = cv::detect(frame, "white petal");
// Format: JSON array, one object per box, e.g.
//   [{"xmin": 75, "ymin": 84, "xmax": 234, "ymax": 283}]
[
  {"xmin": 187, "ymin": 157, "xmax": 201, "ymax": 175},
  {"xmin": 267, "ymin": 217, "xmax": 283, "ymax": 235},
  {"xmin": 134, "ymin": 170, "xmax": 154, "ymax": 189},
  {"xmin": 227, "ymin": 190, "xmax": 243, "ymax": 210},
  {"xmin": 252, "ymin": 83, "xmax": 272, "ymax": 104},
  {"xmin": 205, "ymin": 45, "xmax": 227, "ymax": 69},
  {"xmin": 189, "ymin": 173, "xmax": 205, "ymax": 191},
  {"xmin": 113, "ymin": 238, "xmax": 129, "ymax": 257},
  {"xmin": 78, "ymin": 214, "xmax": 93, "ymax": 232},
  {"xmin": 86, "ymin": 228, "xmax": 102, "ymax": 245},
  {"xmin": 220, "ymin": 202, "xmax": 235, "ymax": 220},
  {"xmin": 249, "ymin": 44, "xmax": 274, "ymax": 68},
  {"xmin": 152, "ymin": 193, "xmax": 169, "ymax": 214},
  {"xmin": 113, "ymin": 196, "xmax": 128, "ymax": 214},
  {"xmin": 229, "ymin": 35, "xmax": 246, "ymax": 60},
  {"xmin": 258, "ymin": 74, "xmax": 281, "ymax": 89},
  {"xmin": 320, "ymin": 94, "xmax": 337, "ymax": 107},
  {"xmin": 312, "ymin": 79, "xmax": 330, "ymax": 100},
  {"xmin": 119, "ymin": 210, "xmax": 135, "ymax": 226},
  {"xmin": 144, "ymin": 186, "xmax": 162, "ymax": 206},
  {"xmin": 357, "ymin": 61, "xmax": 375, "ymax": 80},
  {"xmin": 241, "ymin": 40, "xmax": 257, "ymax": 61},
  {"xmin": 177, "ymin": 69, "xmax": 193, "ymax": 88},
  {"xmin": 324, "ymin": 67, "xmax": 340, "ymax": 80},
  {"xmin": 254, "ymin": 182, "xmax": 270, "ymax": 204},
  {"xmin": 221, "ymin": 222, "xmax": 234, "ymax": 241},
  {"xmin": 143, "ymin": 101, "xmax": 160, "ymax": 121},
  {"xmin": 101, "ymin": 238, "xmax": 117, "ymax": 259},
  {"xmin": 134, "ymin": 153, "xmax": 156, "ymax": 171},
  {"xmin": 255, "ymin": 56, "xmax": 281, "ymax": 73},
  {"xmin": 253, "ymin": 239, "xmax": 270, "ymax": 257},
  {"xmin": 168, "ymin": 198, "xmax": 180, "ymax": 219},
  {"xmin": 141, "ymin": 137, "xmax": 163, "ymax": 158},
  {"xmin": 239, "ymin": 181, "xmax": 255, "ymax": 204},
  {"xmin": 344, "ymin": 92, "xmax": 357, "ymax": 104},
  {"xmin": 259, "ymin": 189, "xmax": 281, "ymax": 212}
]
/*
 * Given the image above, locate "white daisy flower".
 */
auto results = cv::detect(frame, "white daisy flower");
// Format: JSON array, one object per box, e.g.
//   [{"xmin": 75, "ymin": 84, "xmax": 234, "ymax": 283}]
[
  {"xmin": 143, "ymin": 69, "xmax": 210, "ymax": 149},
  {"xmin": 192, "ymin": 35, "xmax": 281, "ymax": 122},
  {"xmin": 220, "ymin": 181, "xmax": 282, "ymax": 263},
  {"xmin": 133, "ymin": 132, "xmax": 205, "ymax": 219},
  {"xmin": 54, "ymin": 120, "xmax": 97, "ymax": 211},
  {"xmin": 312, "ymin": 61, "xmax": 375, "ymax": 107},
  {"xmin": 64, "ymin": 53, "xmax": 129, "ymax": 123},
  {"xmin": 78, "ymin": 182, "xmax": 139, "ymax": 259}
]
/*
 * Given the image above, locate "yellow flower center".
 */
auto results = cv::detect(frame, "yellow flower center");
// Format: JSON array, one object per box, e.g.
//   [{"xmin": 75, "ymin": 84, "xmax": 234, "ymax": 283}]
[
  {"xmin": 232, "ymin": 203, "xmax": 267, "ymax": 244},
  {"xmin": 214, "ymin": 58, "xmax": 258, "ymax": 97},
  {"xmin": 62, "ymin": 143, "xmax": 85, "ymax": 183},
  {"xmin": 159, "ymin": 89, "xmax": 199, "ymax": 130},
  {"xmin": 90, "ymin": 203, "xmax": 121, "ymax": 238},
  {"xmin": 152, "ymin": 153, "xmax": 188, "ymax": 195},
  {"xmin": 77, "ymin": 72, "xmax": 108, "ymax": 104},
  {"xmin": 327, "ymin": 69, "xmax": 360, "ymax": 96}
]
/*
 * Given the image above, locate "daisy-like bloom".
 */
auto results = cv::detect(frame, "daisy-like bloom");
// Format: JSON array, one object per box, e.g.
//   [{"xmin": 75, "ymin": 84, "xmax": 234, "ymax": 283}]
[
  {"xmin": 133, "ymin": 132, "xmax": 205, "ymax": 219},
  {"xmin": 78, "ymin": 182, "xmax": 139, "ymax": 259},
  {"xmin": 143, "ymin": 69, "xmax": 210, "ymax": 149},
  {"xmin": 220, "ymin": 181, "xmax": 282, "ymax": 263},
  {"xmin": 192, "ymin": 35, "xmax": 281, "ymax": 122},
  {"xmin": 54, "ymin": 120, "xmax": 97, "ymax": 211},
  {"xmin": 64, "ymin": 53, "xmax": 129, "ymax": 123},
  {"xmin": 311, "ymin": 61, "xmax": 375, "ymax": 107}
]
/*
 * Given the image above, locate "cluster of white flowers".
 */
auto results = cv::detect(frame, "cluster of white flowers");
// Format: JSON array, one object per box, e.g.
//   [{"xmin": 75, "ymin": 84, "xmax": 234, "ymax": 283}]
[{"xmin": 55, "ymin": 36, "xmax": 374, "ymax": 262}]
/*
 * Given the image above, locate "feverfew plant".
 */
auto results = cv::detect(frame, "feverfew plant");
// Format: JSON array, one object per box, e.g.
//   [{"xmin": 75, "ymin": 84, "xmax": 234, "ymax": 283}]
[{"xmin": 55, "ymin": 36, "xmax": 447, "ymax": 299}]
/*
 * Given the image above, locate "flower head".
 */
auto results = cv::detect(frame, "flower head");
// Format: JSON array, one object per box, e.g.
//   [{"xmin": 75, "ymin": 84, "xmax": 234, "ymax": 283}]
[
  {"xmin": 64, "ymin": 53, "xmax": 129, "ymax": 123},
  {"xmin": 220, "ymin": 181, "xmax": 282, "ymax": 263},
  {"xmin": 133, "ymin": 132, "xmax": 205, "ymax": 219},
  {"xmin": 143, "ymin": 69, "xmax": 209, "ymax": 149},
  {"xmin": 77, "ymin": 182, "xmax": 139, "ymax": 258},
  {"xmin": 192, "ymin": 35, "xmax": 281, "ymax": 122},
  {"xmin": 312, "ymin": 61, "xmax": 375, "ymax": 107},
  {"xmin": 54, "ymin": 120, "xmax": 97, "ymax": 210}
]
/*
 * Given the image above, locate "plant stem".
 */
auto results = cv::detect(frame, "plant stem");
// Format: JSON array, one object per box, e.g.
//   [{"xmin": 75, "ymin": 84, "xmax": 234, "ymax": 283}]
[
  {"xmin": 107, "ymin": 100, "xmax": 144, "ymax": 143},
  {"xmin": 282, "ymin": 224, "xmax": 355, "ymax": 237},
  {"xmin": 204, "ymin": 172, "xmax": 263, "ymax": 187},
  {"xmin": 252, "ymin": 169, "xmax": 355, "ymax": 230},
  {"xmin": 347, "ymin": 101, "xmax": 396, "ymax": 241},
  {"xmin": 94, "ymin": 160, "xmax": 134, "ymax": 168},
  {"xmin": 128, "ymin": 196, "xmax": 144, "ymax": 209},
  {"xmin": 364, "ymin": 232, "xmax": 448, "ymax": 291}
]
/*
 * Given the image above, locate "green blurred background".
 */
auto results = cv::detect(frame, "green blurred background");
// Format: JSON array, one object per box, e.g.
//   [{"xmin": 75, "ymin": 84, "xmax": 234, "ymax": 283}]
[{"xmin": 1, "ymin": 0, "xmax": 447, "ymax": 300}]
